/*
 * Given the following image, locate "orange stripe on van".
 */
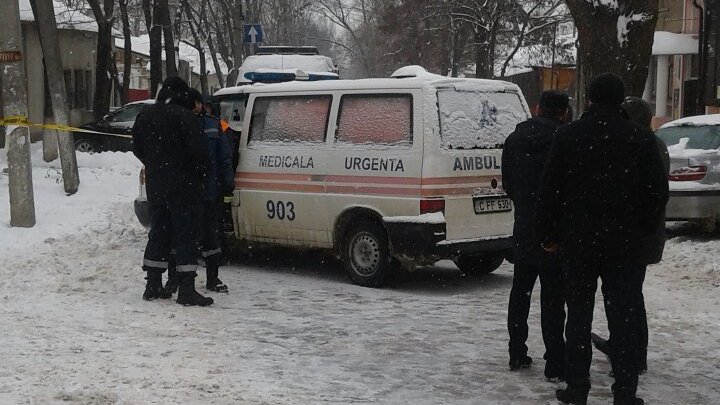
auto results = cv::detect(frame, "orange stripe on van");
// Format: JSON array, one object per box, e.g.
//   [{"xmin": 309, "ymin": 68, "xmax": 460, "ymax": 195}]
[
  {"xmin": 235, "ymin": 181, "xmax": 324, "ymax": 193},
  {"xmin": 326, "ymin": 185, "xmax": 420, "ymax": 197},
  {"xmin": 422, "ymin": 175, "xmax": 497, "ymax": 185},
  {"xmin": 421, "ymin": 187, "xmax": 479, "ymax": 197},
  {"xmin": 236, "ymin": 172, "xmax": 315, "ymax": 182},
  {"xmin": 325, "ymin": 175, "xmax": 421, "ymax": 186}
]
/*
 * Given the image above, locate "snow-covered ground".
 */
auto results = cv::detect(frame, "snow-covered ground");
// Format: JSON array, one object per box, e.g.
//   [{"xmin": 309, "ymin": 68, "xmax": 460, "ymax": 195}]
[{"xmin": 1, "ymin": 145, "xmax": 719, "ymax": 404}]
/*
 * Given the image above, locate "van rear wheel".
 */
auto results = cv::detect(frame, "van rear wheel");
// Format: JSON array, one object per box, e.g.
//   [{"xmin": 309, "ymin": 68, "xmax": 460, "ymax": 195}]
[
  {"xmin": 342, "ymin": 221, "xmax": 392, "ymax": 287},
  {"xmin": 454, "ymin": 254, "xmax": 504, "ymax": 276}
]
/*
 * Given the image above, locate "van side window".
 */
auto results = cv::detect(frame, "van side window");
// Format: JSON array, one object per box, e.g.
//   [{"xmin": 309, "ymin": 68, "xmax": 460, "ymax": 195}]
[
  {"xmin": 336, "ymin": 94, "xmax": 412, "ymax": 146},
  {"xmin": 249, "ymin": 95, "xmax": 331, "ymax": 144},
  {"xmin": 438, "ymin": 90, "xmax": 526, "ymax": 149}
]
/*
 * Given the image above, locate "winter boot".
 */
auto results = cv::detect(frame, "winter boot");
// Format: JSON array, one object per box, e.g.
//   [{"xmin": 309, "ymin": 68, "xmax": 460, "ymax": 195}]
[
  {"xmin": 176, "ymin": 272, "xmax": 214, "ymax": 307},
  {"xmin": 164, "ymin": 257, "xmax": 179, "ymax": 294},
  {"xmin": 143, "ymin": 268, "xmax": 172, "ymax": 301},
  {"xmin": 613, "ymin": 395, "xmax": 644, "ymax": 405},
  {"xmin": 509, "ymin": 355, "xmax": 532, "ymax": 371},
  {"xmin": 556, "ymin": 379, "xmax": 590, "ymax": 405},
  {"xmin": 205, "ymin": 255, "xmax": 228, "ymax": 293}
]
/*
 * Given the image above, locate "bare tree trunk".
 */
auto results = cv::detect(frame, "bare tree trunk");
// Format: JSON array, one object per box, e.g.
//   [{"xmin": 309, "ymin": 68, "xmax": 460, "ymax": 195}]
[
  {"xmin": 0, "ymin": 74, "xmax": 5, "ymax": 149},
  {"xmin": 181, "ymin": 0, "xmax": 208, "ymax": 94},
  {"xmin": 206, "ymin": 27, "xmax": 226, "ymax": 88},
  {"xmin": 40, "ymin": 59, "xmax": 59, "ymax": 162},
  {"xmin": 0, "ymin": 0, "xmax": 36, "ymax": 227},
  {"xmin": 228, "ymin": 0, "xmax": 245, "ymax": 86},
  {"xmin": 119, "ymin": 0, "xmax": 132, "ymax": 105},
  {"xmin": 566, "ymin": 0, "xmax": 659, "ymax": 98},
  {"xmin": 31, "ymin": 0, "xmax": 80, "ymax": 194},
  {"xmin": 147, "ymin": 0, "xmax": 163, "ymax": 95},
  {"xmin": 87, "ymin": 0, "xmax": 116, "ymax": 121},
  {"xmin": 157, "ymin": 0, "xmax": 178, "ymax": 77}
]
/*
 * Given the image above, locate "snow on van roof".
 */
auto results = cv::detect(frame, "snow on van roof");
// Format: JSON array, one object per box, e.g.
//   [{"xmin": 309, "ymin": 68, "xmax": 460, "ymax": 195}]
[
  {"xmin": 660, "ymin": 114, "xmax": 720, "ymax": 129},
  {"xmin": 235, "ymin": 75, "xmax": 522, "ymax": 95}
]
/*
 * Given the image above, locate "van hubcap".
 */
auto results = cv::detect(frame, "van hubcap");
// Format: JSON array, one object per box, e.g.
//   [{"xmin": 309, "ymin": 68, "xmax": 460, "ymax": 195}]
[{"xmin": 350, "ymin": 233, "xmax": 380, "ymax": 276}]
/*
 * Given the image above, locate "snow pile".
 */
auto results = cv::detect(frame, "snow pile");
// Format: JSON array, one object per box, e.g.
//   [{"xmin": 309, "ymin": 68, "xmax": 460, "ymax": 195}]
[
  {"xmin": 383, "ymin": 212, "xmax": 445, "ymax": 224},
  {"xmin": 652, "ymin": 31, "xmax": 699, "ymax": 56},
  {"xmin": 0, "ymin": 143, "xmax": 141, "ymax": 257}
]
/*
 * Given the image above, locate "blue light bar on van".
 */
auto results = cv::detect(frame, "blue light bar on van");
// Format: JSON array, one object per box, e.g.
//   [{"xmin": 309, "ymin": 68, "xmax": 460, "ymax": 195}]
[
  {"xmin": 244, "ymin": 71, "xmax": 300, "ymax": 83},
  {"xmin": 308, "ymin": 73, "xmax": 339, "ymax": 81}
]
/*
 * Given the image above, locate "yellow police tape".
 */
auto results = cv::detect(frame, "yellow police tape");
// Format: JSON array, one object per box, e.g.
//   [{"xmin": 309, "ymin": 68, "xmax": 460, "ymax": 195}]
[{"xmin": 0, "ymin": 115, "xmax": 131, "ymax": 139}]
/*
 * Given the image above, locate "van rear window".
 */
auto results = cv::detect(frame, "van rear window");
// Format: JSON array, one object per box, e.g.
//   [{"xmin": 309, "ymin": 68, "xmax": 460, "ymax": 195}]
[
  {"xmin": 336, "ymin": 94, "xmax": 412, "ymax": 146},
  {"xmin": 438, "ymin": 90, "xmax": 526, "ymax": 149},
  {"xmin": 249, "ymin": 95, "xmax": 331, "ymax": 144}
]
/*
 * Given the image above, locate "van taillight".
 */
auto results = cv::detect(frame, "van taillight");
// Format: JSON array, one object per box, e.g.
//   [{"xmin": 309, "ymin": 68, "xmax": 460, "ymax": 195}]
[
  {"xmin": 420, "ymin": 199, "xmax": 445, "ymax": 214},
  {"xmin": 668, "ymin": 166, "xmax": 707, "ymax": 181},
  {"xmin": 139, "ymin": 167, "xmax": 146, "ymax": 185}
]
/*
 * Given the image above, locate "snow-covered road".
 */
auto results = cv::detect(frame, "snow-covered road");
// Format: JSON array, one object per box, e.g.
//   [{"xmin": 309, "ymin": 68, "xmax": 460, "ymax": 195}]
[{"xmin": 1, "ymin": 148, "xmax": 719, "ymax": 404}]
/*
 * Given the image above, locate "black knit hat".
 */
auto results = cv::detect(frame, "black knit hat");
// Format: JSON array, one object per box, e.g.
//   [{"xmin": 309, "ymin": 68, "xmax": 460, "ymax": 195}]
[
  {"xmin": 187, "ymin": 87, "xmax": 203, "ymax": 104},
  {"xmin": 621, "ymin": 96, "xmax": 653, "ymax": 128},
  {"xmin": 539, "ymin": 90, "xmax": 570, "ymax": 115},
  {"xmin": 588, "ymin": 73, "xmax": 625, "ymax": 105}
]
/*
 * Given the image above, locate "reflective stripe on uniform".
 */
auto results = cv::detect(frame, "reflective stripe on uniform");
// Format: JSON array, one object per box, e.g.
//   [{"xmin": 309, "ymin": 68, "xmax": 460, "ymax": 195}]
[
  {"xmin": 143, "ymin": 259, "xmax": 168, "ymax": 268},
  {"xmin": 176, "ymin": 264, "xmax": 197, "ymax": 273},
  {"xmin": 204, "ymin": 128, "xmax": 220, "ymax": 139},
  {"xmin": 202, "ymin": 248, "xmax": 222, "ymax": 258}
]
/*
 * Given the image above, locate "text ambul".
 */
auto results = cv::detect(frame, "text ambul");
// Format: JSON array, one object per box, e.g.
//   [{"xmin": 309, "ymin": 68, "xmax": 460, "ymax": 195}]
[{"xmin": 453, "ymin": 156, "xmax": 501, "ymax": 171}]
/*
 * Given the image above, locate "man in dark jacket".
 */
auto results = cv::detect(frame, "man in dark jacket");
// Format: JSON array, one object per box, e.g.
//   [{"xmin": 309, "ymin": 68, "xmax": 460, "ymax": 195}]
[
  {"xmin": 536, "ymin": 73, "xmax": 668, "ymax": 405},
  {"xmin": 196, "ymin": 91, "xmax": 234, "ymax": 292},
  {"xmin": 132, "ymin": 76, "xmax": 213, "ymax": 307},
  {"xmin": 591, "ymin": 96, "xmax": 671, "ymax": 374},
  {"xmin": 502, "ymin": 90, "xmax": 568, "ymax": 380}
]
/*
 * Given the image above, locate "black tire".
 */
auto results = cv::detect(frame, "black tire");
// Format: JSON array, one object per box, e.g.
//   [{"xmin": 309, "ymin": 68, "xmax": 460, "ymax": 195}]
[
  {"xmin": 454, "ymin": 254, "xmax": 505, "ymax": 276},
  {"xmin": 341, "ymin": 220, "xmax": 393, "ymax": 287},
  {"xmin": 74, "ymin": 137, "xmax": 100, "ymax": 154}
]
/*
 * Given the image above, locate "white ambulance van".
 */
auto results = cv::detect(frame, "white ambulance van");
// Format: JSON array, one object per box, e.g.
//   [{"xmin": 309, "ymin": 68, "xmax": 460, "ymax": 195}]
[{"xmin": 229, "ymin": 66, "xmax": 530, "ymax": 287}]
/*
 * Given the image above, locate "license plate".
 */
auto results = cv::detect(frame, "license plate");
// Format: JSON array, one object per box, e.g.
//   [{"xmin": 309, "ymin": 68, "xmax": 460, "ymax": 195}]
[{"xmin": 473, "ymin": 196, "xmax": 512, "ymax": 214}]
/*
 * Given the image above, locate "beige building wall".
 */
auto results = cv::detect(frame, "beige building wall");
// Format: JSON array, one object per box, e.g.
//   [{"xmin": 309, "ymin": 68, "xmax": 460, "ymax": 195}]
[{"xmin": 21, "ymin": 22, "xmax": 97, "ymax": 140}]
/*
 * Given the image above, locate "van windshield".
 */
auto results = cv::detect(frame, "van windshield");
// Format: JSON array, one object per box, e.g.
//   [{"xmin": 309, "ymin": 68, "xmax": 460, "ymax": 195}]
[{"xmin": 438, "ymin": 90, "xmax": 526, "ymax": 149}]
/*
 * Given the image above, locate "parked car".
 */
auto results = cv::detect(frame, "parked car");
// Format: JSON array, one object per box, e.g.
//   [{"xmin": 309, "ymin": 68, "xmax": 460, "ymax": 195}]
[
  {"xmin": 74, "ymin": 99, "xmax": 155, "ymax": 153},
  {"xmin": 656, "ymin": 114, "xmax": 720, "ymax": 231}
]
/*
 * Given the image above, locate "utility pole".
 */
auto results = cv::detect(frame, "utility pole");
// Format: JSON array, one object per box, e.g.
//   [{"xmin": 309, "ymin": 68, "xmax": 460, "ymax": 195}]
[
  {"xmin": 30, "ymin": 0, "xmax": 80, "ymax": 195},
  {"xmin": 0, "ymin": 0, "xmax": 36, "ymax": 227}
]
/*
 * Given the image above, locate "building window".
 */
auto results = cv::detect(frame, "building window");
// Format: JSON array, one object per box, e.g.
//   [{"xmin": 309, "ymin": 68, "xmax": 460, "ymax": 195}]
[{"xmin": 63, "ymin": 70, "xmax": 74, "ymax": 109}]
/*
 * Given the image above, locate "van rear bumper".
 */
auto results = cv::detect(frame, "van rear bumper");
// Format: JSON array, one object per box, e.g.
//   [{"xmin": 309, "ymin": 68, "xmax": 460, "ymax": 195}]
[{"xmin": 384, "ymin": 221, "xmax": 511, "ymax": 264}]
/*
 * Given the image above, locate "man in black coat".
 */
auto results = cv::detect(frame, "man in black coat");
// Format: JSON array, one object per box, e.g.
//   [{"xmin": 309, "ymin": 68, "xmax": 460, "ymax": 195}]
[
  {"xmin": 536, "ymin": 74, "xmax": 668, "ymax": 405},
  {"xmin": 502, "ymin": 91, "xmax": 569, "ymax": 380},
  {"xmin": 132, "ymin": 76, "xmax": 213, "ymax": 307},
  {"xmin": 591, "ymin": 96, "xmax": 671, "ymax": 374}
]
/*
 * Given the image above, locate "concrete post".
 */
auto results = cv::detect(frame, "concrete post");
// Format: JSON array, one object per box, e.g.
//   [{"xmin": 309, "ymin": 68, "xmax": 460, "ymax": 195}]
[
  {"xmin": 655, "ymin": 55, "xmax": 670, "ymax": 118},
  {"xmin": 31, "ymin": 0, "xmax": 80, "ymax": 195},
  {"xmin": 643, "ymin": 57, "xmax": 654, "ymax": 103},
  {"xmin": 0, "ymin": 0, "xmax": 36, "ymax": 227}
]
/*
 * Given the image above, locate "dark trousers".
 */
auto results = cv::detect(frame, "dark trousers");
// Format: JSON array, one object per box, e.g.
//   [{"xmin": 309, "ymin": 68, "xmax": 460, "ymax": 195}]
[
  {"xmin": 144, "ymin": 203, "xmax": 202, "ymax": 273},
  {"xmin": 201, "ymin": 200, "xmax": 222, "ymax": 261},
  {"xmin": 508, "ymin": 261, "xmax": 566, "ymax": 375},
  {"xmin": 563, "ymin": 257, "xmax": 641, "ymax": 398},
  {"xmin": 605, "ymin": 265, "xmax": 648, "ymax": 369}
]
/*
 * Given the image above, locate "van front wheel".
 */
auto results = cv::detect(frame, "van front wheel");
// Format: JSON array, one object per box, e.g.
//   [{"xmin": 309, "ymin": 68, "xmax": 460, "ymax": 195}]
[
  {"xmin": 454, "ymin": 254, "xmax": 504, "ymax": 276},
  {"xmin": 342, "ymin": 221, "xmax": 392, "ymax": 287}
]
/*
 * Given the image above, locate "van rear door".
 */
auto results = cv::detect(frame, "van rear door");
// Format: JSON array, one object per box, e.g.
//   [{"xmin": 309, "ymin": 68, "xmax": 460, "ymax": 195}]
[{"xmin": 423, "ymin": 87, "xmax": 530, "ymax": 241}]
